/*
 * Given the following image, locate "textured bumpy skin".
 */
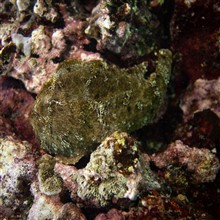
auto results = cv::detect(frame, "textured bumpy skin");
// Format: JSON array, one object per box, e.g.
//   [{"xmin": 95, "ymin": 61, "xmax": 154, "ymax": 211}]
[{"xmin": 31, "ymin": 49, "xmax": 172, "ymax": 158}]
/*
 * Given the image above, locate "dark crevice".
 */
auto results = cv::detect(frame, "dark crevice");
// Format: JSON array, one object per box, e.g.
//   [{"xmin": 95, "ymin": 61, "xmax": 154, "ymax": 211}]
[
  {"xmin": 0, "ymin": 76, "xmax": 26, "ymax": 90},
  {"xmin": 52, "ymin": 57, "xmax": 65, "ymax": 64},
  {"xmin": 83, "ymin": 38, "xmax": 98, "ymax": 52},
  {"xmin": 74, "ymin": 154, "xmax": 91, "ymax": 169}
]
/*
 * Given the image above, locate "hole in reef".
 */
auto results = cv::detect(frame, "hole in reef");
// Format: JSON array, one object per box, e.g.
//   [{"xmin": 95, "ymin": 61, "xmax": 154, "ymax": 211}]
[
  {"xmin": 60, "ymin": 188, "xmax": 73, "ymax": 204},
  {"xmin": 81, "ymin": 0, "xmax": 99, "ymax": 12},
  {"xmin": 83, "ymin": 38, "xmax": 97, "ymax": 52},
  {"xmin": 52, "ymin": 57, "xmax": 65, "ymax": 64},
  {"xmin": 74, "ymin": 154, "xmax": 91, "ymax": 169},
  {"xmin": 0, "ymin": 76, "xmax": 26, "ymax": 90},
  {"xmin": 144, "ymin": 70, "xmax": 151, "ymax": 80},
  {"xmin": 82, "ymin": 207, "xmax": 107, "ymax": 220},
  {"xmin": 149, "ymin": 160, "xmax": 160, "ymax": 172},
  {"xmin": 31, "ymin": 54, "xmax": 39, "ymax": 58},
  {"xmin": 143, "ymin": 58, "xmax": 157, "ymax": 80}
]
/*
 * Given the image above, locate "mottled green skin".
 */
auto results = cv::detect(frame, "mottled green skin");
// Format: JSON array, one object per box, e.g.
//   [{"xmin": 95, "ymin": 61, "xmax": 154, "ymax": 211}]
[{"xmin": 31, "ymin": 49, "xmax": 172, "ymax": 158}]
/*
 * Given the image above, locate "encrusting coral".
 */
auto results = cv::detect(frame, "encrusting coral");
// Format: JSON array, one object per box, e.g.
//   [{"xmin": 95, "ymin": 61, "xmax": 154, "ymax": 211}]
[{"xmin": 31, "ymin": 49, "xmax": 172, "ymax": 159}]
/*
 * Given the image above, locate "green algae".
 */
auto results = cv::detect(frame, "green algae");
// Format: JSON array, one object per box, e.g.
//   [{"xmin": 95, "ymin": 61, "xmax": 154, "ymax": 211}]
[{"xmin": 31, "ymin": 49, "xmax": 172, "ymax": 159}]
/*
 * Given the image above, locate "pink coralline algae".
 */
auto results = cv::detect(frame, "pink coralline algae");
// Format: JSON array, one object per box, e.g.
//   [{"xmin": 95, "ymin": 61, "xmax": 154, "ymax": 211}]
[
  {"xmin": 151, "ymin": 140, "xmax": 220, "ymax": 184},
  {"xmin": 0, "ymin": 1, "xmax": 101, "ymax": 93},
  {"xmin": 0, "ymin": 116, "xmax": 15, "ymax": 137},
  {"xmin": 95, "ymin": 208, "xmax": 125, "ymax": 220},
  {"xmin": 0, "ymin": 76, "xmax": 36, "ymax": 145},
  {"xmin": 180, "ymin": 77, "xmax": 220, "ymax": 121}
]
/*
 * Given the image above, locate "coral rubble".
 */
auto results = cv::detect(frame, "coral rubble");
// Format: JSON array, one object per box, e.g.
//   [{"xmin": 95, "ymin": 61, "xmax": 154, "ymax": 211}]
[{"xmin": 28, "ymin": 182, "xmax": 86, "ymax": 220}]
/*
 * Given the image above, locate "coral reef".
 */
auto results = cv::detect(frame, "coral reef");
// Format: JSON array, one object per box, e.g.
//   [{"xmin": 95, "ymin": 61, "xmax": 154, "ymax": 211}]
[
  {"xmin": 95, "ymin": 208, "xmax": 125, "ymax": 220},
  {"xmin": 151, "ymin": 140, "xmax": 220, "ymax": 184},
  {"xmin": 27, "ymin": 192, "xmax": 63, "ymax": 220},
  {"xmin": 1, "ymin": 0, "xmax": 220, "ymax": 219},
  {"xmin": 57, "ymin": 203, "xmax": 86, "ymax": 220},
  {"xmin": 55, "ymin": 132, "xmax": 161, "ymax": 207},
  {"xmin": 0, "ymin": 136, "xmax": 35, "ymax": 217},
  {"xmin": 8, "ymin": 24, "xmax": 63, "ymax": 93},
  {"xmin": 174, "ymin": 77, "xmax": 220, "ymax": 153},
  {"xmin": 0, "ymin": 116, "xmax": 15, "ymax": 137},
  {"xmin": 174, "ymin": 109, "xmax": 220, "ymax": 155},
  {"xmin": 31, "ymin": 50, "xmax": 172, "ymax": 158}
]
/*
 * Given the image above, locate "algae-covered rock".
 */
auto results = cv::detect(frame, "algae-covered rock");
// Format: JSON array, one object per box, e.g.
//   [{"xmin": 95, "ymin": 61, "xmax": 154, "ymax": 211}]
[
  {"xmin": 31, "ymin": 49, "xmax": 172, "ymax": 158},
  {"xmin": 57, "ymin": 132, "xmax": 161, "ymax": 207},
  {"xmin": 85, "ymin": 0, "xmax": 161, "ymax": 61}
]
